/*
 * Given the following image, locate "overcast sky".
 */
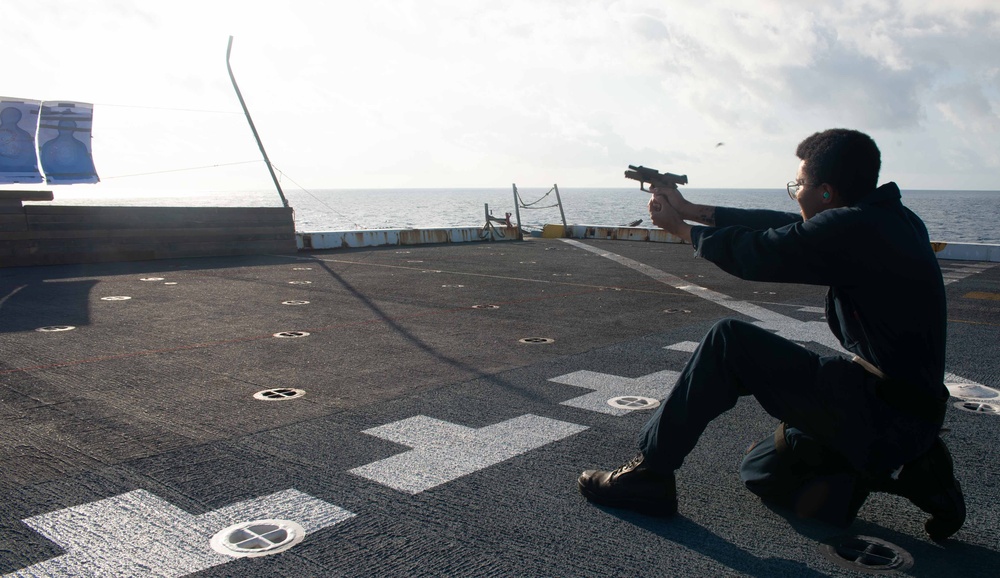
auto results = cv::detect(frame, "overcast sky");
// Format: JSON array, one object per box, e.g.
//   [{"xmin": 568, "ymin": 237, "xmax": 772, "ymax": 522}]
[{"xmin": 5, "ymin": 0, "xmax": 999, "ymax": 196}]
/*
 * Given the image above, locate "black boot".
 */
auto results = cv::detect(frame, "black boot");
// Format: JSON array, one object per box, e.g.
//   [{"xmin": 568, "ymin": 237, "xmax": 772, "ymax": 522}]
[
  {"xmin": 578, "ymin": 454, "xmax": 678, "ymax": 516},
  {"xmin": 876, "ymin": 437, "xmax": 965, "ymax": 541}
]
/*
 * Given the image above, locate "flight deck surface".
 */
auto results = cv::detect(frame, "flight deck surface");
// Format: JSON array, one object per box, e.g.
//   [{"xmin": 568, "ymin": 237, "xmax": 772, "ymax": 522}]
[{"xmin": 1, "ymin": 238, "xmax": 998, "ymax": 577}]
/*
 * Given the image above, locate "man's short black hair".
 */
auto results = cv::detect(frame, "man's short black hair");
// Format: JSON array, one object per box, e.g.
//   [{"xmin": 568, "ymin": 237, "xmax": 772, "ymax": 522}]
[{"xmin": 796, "ymin": 129, "xmax": 881, "ymax": 205}]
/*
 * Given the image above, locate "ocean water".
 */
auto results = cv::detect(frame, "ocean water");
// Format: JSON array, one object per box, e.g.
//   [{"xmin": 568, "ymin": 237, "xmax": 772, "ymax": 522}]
[{"xmin": 26, "ymin": 187, "xmax": 1000, "ymax": 244}]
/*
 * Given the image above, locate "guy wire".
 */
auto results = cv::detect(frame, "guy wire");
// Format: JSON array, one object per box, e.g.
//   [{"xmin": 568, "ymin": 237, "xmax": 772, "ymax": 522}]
[
  {"xmin": 103, "ymin": 160, "xmax": 262, "ymax": 180},
  {"xmin": 269, "ymin": 164, "xmax": 357, "ymax": 225}
]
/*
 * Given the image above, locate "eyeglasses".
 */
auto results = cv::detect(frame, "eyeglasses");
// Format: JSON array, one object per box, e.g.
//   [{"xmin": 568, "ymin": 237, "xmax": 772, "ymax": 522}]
[{"xmin": 786, "ymin": 180, "xmax": 811, "ymax": 200}]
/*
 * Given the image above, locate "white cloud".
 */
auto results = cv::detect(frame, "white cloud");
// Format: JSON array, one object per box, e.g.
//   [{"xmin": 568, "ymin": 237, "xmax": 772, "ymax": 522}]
[
  {"xmin": 936, "ymin": 82, "xmax": 1000, "ymax": 133},
  {"xmin": 4, "ymin": 0, "xmax": 999, "ymax": 192}
]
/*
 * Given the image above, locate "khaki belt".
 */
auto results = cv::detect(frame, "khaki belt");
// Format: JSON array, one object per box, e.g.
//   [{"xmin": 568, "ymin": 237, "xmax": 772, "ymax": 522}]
[{"xmin": 852, "ymin": 355, "xmax": 886, "ymax": 379}]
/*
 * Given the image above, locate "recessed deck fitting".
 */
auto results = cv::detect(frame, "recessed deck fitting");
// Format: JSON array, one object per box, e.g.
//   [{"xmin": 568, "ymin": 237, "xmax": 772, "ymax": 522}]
[
  {"xmin": 954, "ymin": 401, "xmax": 1000, "ymax": 415},
  {"xmin": 35, "ymin": 325, "xmax": 75, "ymax": 332},
  {"xmin": 254, "ymin": 388, "xmax": 306, "ymax": 400},
  {"xmin": 519, "ymin": 337, "xmax": 555, "ymax": 344},
  {"xmin": 820, "ymin": 535, "xmax": 913, "ymax": 574},
  {"xmin": 947, "ymin": 382, "xmax": 999, "ymax": 400},
  {"xmin": 273, "ymin": 331, "xmax": 310, "ymax": 338},
  {"xmin": 607, "ymin": 396, "xmax": 661, "ymax": 410},
  {"xmin": 210, "ymin": 519, "xmax": 305, "ymax": 558}
]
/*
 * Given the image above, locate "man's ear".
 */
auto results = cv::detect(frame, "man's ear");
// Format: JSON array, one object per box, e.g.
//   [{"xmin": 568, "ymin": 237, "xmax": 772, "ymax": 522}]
[{"xmin": 821, "ymin": 185, "xmax": 843, "ymax": 206}]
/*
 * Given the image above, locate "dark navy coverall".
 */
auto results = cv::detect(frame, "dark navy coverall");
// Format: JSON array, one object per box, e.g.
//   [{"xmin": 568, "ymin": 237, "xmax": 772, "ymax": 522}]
[{"xmin": 637, "ymin": 183, "xmax": 948, "ymax": 522}]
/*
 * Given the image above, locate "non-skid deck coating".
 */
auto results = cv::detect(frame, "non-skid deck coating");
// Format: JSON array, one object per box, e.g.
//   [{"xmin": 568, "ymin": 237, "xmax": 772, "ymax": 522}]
[{"xmin": 1, "ymin": 238, "xmax": 998, "ymax": 577}]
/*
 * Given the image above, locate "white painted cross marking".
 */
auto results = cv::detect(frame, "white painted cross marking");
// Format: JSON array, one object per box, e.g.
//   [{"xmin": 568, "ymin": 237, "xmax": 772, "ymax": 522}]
[
  {"xmin": 940, "ymin": 263, "xmax": 996, "ymax": 284},
  {"xmin": 665, "ymin": 341, "xmax": 700, "ymax": 353},
  {"xmin": 753, "ymin": 319, "xmax": 842, "ymax": 350},
  {"xmin": 349, "ymin": 414, "xmax": 587, "ymax": 494},
  {"xmin": 5, "ymin": 489, "xmax": 354, "ymax": 578},
  {"xmin": 551, "ymin": 369, "xmax": 681, "ymax": 415}
]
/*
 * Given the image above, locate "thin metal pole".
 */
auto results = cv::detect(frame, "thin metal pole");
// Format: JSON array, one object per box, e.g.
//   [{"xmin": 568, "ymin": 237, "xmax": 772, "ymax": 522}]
[
  {"xmin": 483, "ymin": 203, "xmax": 492, "ymax": 241},
  {"xmin": 511, "ymin": 184, "xmax": 523, "ymax": 240},
  {"xmin": 226, "ymin": 36, "xmax": 288, "ymax": 208},
  {"xmin": 553, "ymin": 183, "xmax": 567, "ymax": 233}
]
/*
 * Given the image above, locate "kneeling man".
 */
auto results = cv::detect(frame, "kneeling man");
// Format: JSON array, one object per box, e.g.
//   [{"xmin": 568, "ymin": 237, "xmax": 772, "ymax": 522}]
[{"xmin": 578, "ymin": 129, "xmax": 965, "ymax": 540}]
